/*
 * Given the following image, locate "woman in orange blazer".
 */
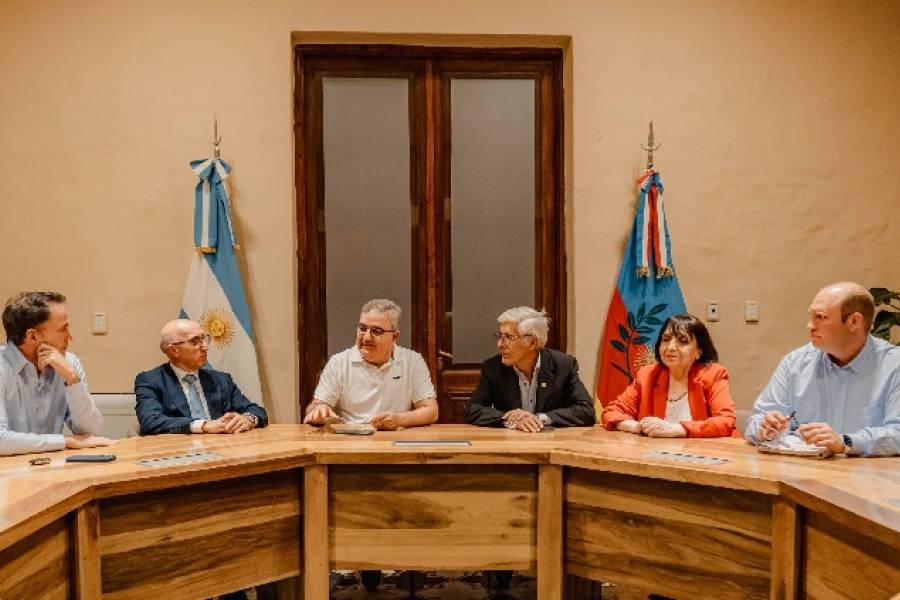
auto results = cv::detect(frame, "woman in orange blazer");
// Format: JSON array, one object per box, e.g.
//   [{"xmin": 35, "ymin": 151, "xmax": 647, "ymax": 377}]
[{"xmin": 602, "ymin": 314, "xmax": 736, "ymax": 438}]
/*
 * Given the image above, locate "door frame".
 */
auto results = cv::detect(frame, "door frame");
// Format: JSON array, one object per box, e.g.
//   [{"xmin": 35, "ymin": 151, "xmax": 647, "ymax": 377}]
[{"xmin": 294, "ymin": 44, "xmax": 566, "ymax": 421}]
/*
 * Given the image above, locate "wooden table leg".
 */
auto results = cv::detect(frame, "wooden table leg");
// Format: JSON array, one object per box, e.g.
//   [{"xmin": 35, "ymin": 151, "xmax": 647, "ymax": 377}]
[
  {"xmin": 538, "ymin": 464, "xmax": 563, "ymax": 600},
  {"xmin": 771, "ymin": 498, "xmax": 800, "ymax": 600},
  {"xmin": 304, "ymin": 465, "xmax": 329, "ymax": 600},
  {"xmin": 72, "ymin": 501, "xmax": 101, "ymax": 599}
]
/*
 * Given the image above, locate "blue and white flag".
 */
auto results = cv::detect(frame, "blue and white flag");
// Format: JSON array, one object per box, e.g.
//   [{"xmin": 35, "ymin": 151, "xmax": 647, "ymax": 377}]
[{"xmin": 180, "ymin": 157, "xmax": 262, "ymax": 404}]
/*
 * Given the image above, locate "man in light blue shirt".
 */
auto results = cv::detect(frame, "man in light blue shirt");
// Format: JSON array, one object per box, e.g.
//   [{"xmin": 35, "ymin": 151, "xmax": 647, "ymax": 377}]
[
  {"xmin": 0, "ymin": 292, "xmax": 115, "ymax": 455},
  {"xmin": 746, "ymin": 282, "xmax": 900, "ymax": 456}
]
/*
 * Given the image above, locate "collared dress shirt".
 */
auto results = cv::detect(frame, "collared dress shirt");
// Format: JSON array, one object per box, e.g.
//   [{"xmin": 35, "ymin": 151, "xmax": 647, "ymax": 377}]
[
  {"xmin": 312, "ymin": 345, "xmax": 436, "ymax": 424},
  {"xmin": 513, "ymin": 354, "xmax": 542, "ymax": 414},
  {"xmin": 0, "ymin": 344, "xmax": 103, "ymax": 455},
  {"xmin": 746, "ymin": 336, "xmax": 900, "ymax": 456},
  {"xmin": 169, "ymin": 364, "xmax": 212, "ymax": 433}
]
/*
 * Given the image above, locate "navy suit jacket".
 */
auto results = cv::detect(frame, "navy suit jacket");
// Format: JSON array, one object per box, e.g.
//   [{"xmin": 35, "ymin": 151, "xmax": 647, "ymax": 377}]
[
  {"xmin": 134, "ymin": 363, "xmax": 268, "ymax": 435},
  {"xmin": 464, "ymin": 348, "xmax": 596, "ymax": 427}
]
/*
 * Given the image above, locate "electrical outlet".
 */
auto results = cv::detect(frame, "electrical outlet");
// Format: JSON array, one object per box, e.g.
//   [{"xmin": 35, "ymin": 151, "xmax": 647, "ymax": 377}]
[{"xmin": 706, "ymin": 301, "xmax": 719, "ymax": 322}]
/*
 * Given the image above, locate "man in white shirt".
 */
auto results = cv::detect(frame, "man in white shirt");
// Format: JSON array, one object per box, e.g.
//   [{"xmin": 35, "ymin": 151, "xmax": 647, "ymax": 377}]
[
  {"xmin": 0, "ymin": 291, "xmax": 114, "ymax": 455},
  {"xmin": 304, "ymin": 299, "xmax": 438, "ymax": 430},
  {"xmin": 304, "ymin": 299, "xmax": 438, "ymax": 591}
]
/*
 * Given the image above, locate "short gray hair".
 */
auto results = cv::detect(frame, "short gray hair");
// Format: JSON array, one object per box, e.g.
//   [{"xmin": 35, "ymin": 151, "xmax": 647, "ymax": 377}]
[
  {"xmin": 497, "ymin": 306, "xmax": 549, "ymax": 348},
  {"xmin": 360, "ymin": 299, "xmax": 402, "ymax": 329}
]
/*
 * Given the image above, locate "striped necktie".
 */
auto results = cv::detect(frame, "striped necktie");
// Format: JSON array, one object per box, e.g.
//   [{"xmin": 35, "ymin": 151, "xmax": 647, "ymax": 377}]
[{"xmin": 182, "ymin": 374, "xmax": 207, "ymax": 419}]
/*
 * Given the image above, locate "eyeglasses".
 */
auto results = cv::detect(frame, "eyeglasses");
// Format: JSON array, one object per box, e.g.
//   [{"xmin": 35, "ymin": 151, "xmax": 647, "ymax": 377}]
[
  {"xmin": 357, "ymin": 324, "xmax": 397, "ymax": 338},
  {"xmin": 170, "ymin": 334, "xmax": 210, "ymax": 348},
  {"xmin": 493, "ymin": 332, "xmax": 532, "ymax": 346}
]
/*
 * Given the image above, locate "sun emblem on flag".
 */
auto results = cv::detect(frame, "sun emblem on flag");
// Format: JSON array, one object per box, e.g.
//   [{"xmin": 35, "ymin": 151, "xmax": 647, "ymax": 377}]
[
  {"xmin": 631, "ymin": 343, "xmax": 656, "ymax": 373},
  {"xmin": 199, "ymin": 308, "xmax": 235, "ymax": 349}
]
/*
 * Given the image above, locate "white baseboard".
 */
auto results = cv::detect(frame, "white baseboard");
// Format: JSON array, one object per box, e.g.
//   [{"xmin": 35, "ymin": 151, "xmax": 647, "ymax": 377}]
[{"xmin": 93, "ymin": 393, "xmax": 138, "ymax": 439}]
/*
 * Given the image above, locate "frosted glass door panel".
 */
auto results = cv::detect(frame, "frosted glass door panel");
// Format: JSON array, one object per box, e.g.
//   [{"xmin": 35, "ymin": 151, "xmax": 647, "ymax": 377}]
[
  {"xmin": 450, "ymin": 79, "xmax": 536, "ymax": 363},
  {"xmin": 324, "ymin": 77, "xmax": 411, "ymax": 356}
]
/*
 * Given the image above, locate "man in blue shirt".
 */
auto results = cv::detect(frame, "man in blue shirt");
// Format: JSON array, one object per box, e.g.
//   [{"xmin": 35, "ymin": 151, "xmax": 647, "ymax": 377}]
[
  {"xmin": 746, "ymin": 282, "xmax": 900, "ymax": 456},
  {"xmin": 0, "ymin": 291, "xmax": 115, "ymax": 455}
]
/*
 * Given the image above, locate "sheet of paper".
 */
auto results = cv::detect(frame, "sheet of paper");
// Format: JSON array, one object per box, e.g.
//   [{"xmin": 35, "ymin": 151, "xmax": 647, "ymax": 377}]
[{"xmin": 757, "ymin": 433, "xmax": 831, "ymax": 458}]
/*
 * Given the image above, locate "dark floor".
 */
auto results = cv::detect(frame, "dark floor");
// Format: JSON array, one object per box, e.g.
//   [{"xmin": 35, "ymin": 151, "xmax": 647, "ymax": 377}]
[
  {"xmin": 326, "ymin": 571, "xmax": 640, "ymax": 600},
  {"xmin": 250, "ymin": 572, "xmax": 639, "ymax": 599},
  {"xmin": 331, "ymin": 571, "xmax": 534, "ymax": 599}
]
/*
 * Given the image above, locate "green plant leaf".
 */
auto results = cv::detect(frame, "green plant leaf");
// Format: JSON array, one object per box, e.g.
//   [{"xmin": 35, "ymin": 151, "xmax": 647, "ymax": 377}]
[
  {"xmin": 634, "ymin": 336, "xmax": 650, "ymax": 345},
  {"xmin": 644, "ymin": 316, "xmax": 663, "ymax": 326},
  {"xmin": 874, "ymin": 310, "xmax": 900, "ymax": 326},
  {"xmin": 626, "ymin": 311, "xmax": 636, "ymax": 330},
  {"xmin": 870, "ymin": 287, "xmax": 900, "ymax": 306},
  {"xmin": 618, "ymin": 324, "xmax": 630, "ymax": 342},
  {"xmin": 636, "ymin": 304, "xmax": 646, "ymax": 321},
  {"xmin": 636, "ymin": 326, "xmax": 655, "ymax": 334},
  {"xmin": 872, "ymin": 311, "xmax": 900, "ymax": 341},
  {"xmin": 611, "ymin": 340, "xmax": 626, "ymax": 352}
]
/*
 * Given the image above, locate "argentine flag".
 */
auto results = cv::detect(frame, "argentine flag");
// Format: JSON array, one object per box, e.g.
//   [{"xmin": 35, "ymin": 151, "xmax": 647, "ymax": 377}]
[{"xmin": 180, "ymin": 158, "xmax": 262, "ymax": 404}]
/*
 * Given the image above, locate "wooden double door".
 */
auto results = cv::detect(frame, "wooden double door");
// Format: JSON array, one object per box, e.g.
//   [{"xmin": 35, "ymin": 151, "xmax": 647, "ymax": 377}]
[{"xmin": 295, "ymin": 44, "xmax": 566, "ymax": 421}]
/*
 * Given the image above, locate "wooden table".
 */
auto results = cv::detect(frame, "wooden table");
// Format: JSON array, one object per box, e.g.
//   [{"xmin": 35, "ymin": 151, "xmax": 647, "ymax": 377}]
[{"xmin": 0, "ymin": 425, "xmax": 895, "ymax": 599}]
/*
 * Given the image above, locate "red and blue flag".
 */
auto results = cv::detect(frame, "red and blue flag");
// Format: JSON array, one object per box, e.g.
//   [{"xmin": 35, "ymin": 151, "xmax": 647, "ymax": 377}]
[{"xmin": 596, "ymin": 169, "xmax": 686, "ymax": 407}]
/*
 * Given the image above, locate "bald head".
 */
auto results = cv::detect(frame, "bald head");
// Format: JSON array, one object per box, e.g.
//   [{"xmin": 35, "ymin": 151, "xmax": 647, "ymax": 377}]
[
  {"xmin": 160, "ymin": 319, "xmax": 209, "ymax": 371},
  {"xmin": 160, "ymin": 319, "xmax": 200, "ymax": 352},
  {"xmin": 808, "ymin": 282, "xmax": 873, "ymax": 366},
  {"xmin": 817, "ymin": 282, "xmax": 874, "ymax": 330}
]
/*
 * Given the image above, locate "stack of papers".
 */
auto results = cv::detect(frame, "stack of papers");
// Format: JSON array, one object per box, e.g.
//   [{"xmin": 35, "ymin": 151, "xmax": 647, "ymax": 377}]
[
  {"xmin": 757, "ymin": 433, "xmax": 832, "ymax": 458},
  {"xmin": 331, "ymin": 423, "xmax": 376, "ymax": 435}
]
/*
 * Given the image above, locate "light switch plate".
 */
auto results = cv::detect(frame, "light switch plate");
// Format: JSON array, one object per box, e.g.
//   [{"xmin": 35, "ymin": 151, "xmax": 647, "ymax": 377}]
[
  {"xmin": 92, "ymin": 312, "xmax": 108, "ymax": 335},
  {"xmin": 745, "ymin": 301, "xmax": 759, "ymax": 323}
]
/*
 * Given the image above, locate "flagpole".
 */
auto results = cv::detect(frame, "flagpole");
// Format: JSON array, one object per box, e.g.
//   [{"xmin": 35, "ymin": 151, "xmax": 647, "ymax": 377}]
[
  {"xmin": 213, "ymin": 114, "xmax": 221, "ymax": 160},
  {"xmin": 641, "ymin": 121, "xmax": 660, "ymax": 169}
]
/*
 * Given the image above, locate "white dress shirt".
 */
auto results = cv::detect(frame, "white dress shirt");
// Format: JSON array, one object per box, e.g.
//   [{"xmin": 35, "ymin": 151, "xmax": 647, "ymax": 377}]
[{"xmin": 170, "ymin": 364, "xmax": 211, "ymax": 433}]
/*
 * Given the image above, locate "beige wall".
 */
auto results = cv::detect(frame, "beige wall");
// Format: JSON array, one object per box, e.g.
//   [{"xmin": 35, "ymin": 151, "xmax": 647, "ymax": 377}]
[{"xmin": 2, "ymin": 0, "xmax": 898, "ymax": 424}]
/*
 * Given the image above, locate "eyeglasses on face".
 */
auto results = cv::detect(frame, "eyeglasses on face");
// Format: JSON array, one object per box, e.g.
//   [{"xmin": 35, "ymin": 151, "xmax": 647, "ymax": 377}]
[
  {"xmin": 170, "ymin": 334, "xmax": 210, "ymax": 348},
  {"xmin": 356, "ymin": 324, "xmax": 397, "ymax": 338},
  {"xmin": 493, "ymin": 332, "xmax": 532, "ymax": 345}
]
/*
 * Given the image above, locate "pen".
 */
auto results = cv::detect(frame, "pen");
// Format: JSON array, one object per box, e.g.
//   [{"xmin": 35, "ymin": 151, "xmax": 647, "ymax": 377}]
[{"xmin": 788, "ymin": 411, "xmax": 800, "ymax": 430}]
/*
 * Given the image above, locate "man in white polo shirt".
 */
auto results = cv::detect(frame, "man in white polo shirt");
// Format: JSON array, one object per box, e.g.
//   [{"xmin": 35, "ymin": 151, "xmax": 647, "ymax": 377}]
[{"xmin": 304, "ymin": 298, "xmax": 438, "ymax": 430}]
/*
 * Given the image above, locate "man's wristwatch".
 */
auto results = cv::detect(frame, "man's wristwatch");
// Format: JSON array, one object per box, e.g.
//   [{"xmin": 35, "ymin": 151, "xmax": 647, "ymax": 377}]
[
  {"xmin": 841, "ymin": 434, "xmax": 853, "ymax": 454},
  {"xmin": 243, "ymin": 413, "xmax": 259, "ymax": 428},
  {"xmin": 538, "ymin": 413, "xmax": 551, "ymax": 426}
]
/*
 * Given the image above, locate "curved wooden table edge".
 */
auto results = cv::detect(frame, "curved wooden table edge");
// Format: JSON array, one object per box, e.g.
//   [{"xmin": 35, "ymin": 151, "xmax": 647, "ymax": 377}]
[
  {"xmin": 0, "ymin": 450, "xmax": 316, "ymax": 549},
  {"xmin": 1, "ymin": 425, "xmax": 898, "ymax": 553},
  {"xmin": 779, "ymin": 476, "xmax": 900, "ymax": 551}
]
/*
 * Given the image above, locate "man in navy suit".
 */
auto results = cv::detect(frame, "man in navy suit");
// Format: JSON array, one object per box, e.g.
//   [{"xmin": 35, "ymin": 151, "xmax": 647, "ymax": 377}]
[{"xmin": 135, "ymin": 319, "xmax": 267, "ymax": 435}]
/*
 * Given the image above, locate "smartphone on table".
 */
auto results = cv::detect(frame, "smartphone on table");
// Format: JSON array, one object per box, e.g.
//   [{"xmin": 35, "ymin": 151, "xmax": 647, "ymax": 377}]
[{"xmin": 65, "ymin": 455, "xmax": 117, "ymax": 463}]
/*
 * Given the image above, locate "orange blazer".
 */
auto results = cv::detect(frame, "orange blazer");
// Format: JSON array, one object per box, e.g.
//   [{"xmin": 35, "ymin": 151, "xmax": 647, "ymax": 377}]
[{"xmin": 601, "ymin": 362, "xmax": 736, "ymax": 438}]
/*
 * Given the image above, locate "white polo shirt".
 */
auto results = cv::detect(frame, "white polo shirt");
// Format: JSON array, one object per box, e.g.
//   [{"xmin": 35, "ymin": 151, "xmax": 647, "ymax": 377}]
[{"xmin": 313, "ymin": 345, "xmax": 436, "ymax": 424}]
